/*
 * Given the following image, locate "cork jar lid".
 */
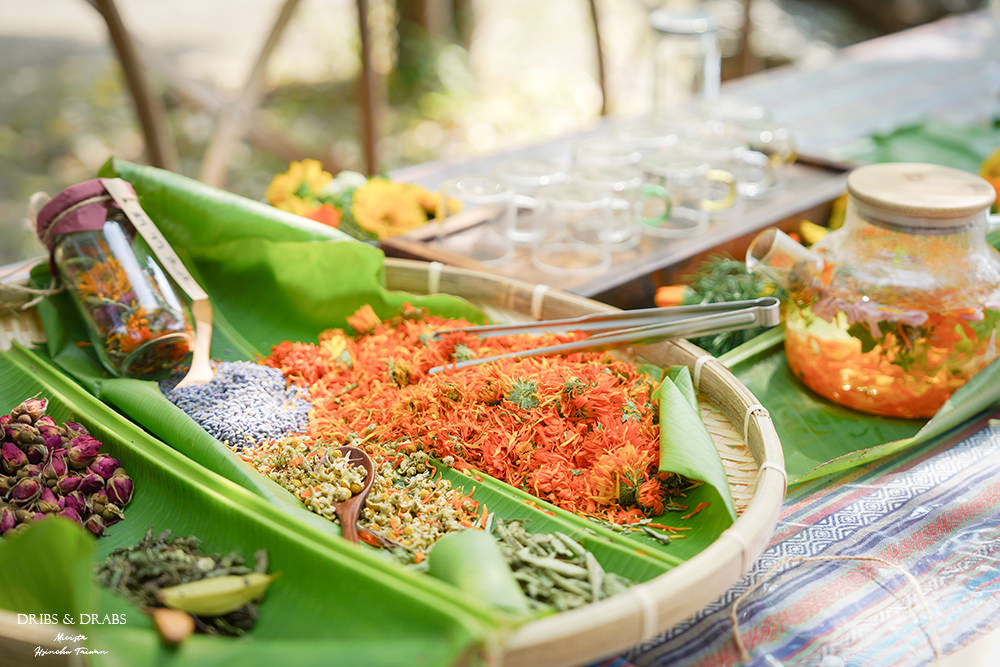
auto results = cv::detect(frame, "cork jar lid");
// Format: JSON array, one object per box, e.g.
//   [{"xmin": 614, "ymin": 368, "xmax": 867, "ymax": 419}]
[{"xmin": 846, "ymin": 162, "xmax": 995, "ymax": 226}]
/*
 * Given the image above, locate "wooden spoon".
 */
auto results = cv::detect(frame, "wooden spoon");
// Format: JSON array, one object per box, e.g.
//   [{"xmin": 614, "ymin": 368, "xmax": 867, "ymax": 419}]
[{"xmin": 332, "ymin": 446, "xmax": 375, "ymax": 544}]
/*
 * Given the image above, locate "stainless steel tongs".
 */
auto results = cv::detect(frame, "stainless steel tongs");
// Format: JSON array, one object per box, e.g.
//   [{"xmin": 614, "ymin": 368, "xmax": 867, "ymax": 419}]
[{"xmin": 427, "ymin": 296, "xmax": 780, "ymax": 375}]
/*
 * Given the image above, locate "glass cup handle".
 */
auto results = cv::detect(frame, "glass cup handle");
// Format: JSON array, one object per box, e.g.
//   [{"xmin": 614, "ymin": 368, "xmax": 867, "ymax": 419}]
[
  {"xmin": 703, "ymin": 169, "xmax": 736, "ymax": 212},
  {"xmin": 639, "ymin": 183, "xmax": 673, "ymax": 226}
]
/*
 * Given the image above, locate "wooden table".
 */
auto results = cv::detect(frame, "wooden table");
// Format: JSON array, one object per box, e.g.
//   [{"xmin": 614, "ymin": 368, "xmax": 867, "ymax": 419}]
[{"xmin": 386, "ymin": 9, "xmax": 997, "ymax": 310}]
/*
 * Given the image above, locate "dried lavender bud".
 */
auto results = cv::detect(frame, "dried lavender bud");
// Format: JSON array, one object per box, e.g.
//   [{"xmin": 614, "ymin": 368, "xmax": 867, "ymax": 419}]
[
  {"xmin": 84, "ymin": 514, "xmax": 105, "ymax": 536},
  {"xmin": 57, "ymin": 474, "xmax": 81, "ymax": 495},
  {"xmin": 106, "ymin": 472, "xmax": 133, "ymax": 507},
  {"xmin": 9, "ymin": 477, "xmax": 42, "ymax": 506},
  {"xmin": 12, "ymin": 397, "xmax": 48, "ymax": 422},
  {"xmin": 1, "ymin": 441, "xmax": 27, "ymax": 473},
  {"xmin": 67, "ymin": 435, "xmax": 101, "ymax": 469},
  {"xmin": 58, "ymin": 507, "xmax": 82, "ymax": 525},
  {"xmin": 0, "ymin": 506, "xmax": 15, "ymax": 535},
  {"xmin": 88, "ymin": 454, "xmax": 120, "ymax": 480},
  {"xmin": 36, "ymin": 488, "xmax": 60, "ymax": 514},
  {"xmin": 78, "ymin": 472, "xmax": 104, "ymax": 495},
  {"xmin": 25, "ymin": 443, "xmax": 49, "ymax": 465}
]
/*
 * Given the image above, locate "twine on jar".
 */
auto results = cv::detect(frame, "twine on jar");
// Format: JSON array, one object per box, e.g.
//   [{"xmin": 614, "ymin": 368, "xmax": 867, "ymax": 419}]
[
  {"xmin": 729, "ymin": 555, "xmax": 942, "ymax": 663},
  {"xmin": 0, "ymin": 193, "xmax": 65, "ymax": 314}
]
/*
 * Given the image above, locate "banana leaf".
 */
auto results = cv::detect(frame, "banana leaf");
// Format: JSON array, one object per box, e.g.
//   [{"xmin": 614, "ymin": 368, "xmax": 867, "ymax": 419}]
[
  {"xmin": 832, "ymin": 117, "xmax": 1000, "ymax": 173},
  {"xmin": 720, "ymin": 327, "xmax": 1000, "ymax": 484},
  {"xmin": 0, "ymin": 345, "xmax": 498, "ymax": 666}
]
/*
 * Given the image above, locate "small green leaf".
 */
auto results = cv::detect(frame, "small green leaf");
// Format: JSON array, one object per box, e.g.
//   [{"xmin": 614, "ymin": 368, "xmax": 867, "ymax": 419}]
[{"xmin": 506, "ymin": 379, "xmax": 540, "ymax": 410}]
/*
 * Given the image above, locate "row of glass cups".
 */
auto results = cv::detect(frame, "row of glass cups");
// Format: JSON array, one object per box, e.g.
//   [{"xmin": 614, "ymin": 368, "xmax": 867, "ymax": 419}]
[{"xmin": 436, "ymin": 152, "xmax": 738, "ymax": 276}]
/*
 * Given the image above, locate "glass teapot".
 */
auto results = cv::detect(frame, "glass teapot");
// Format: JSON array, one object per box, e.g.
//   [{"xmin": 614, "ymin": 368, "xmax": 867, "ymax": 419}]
[{"xmin": 747, "ymin": 162, "xmax": 1000, "ymax": 418}]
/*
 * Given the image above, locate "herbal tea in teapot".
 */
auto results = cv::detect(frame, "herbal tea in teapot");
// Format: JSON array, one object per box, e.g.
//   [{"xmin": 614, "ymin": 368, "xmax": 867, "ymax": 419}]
[{"xmin": 748, "ymin": 163, "xmax": 1000, "ymax": 418}]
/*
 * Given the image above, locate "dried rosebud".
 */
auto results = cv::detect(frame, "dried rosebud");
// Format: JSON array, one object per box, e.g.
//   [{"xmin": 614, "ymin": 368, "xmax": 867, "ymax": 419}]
[
  {"xmin": 31, "ymin": 512, "xmax": 45, "ymax": 521},
  {"xmin": 26, "ymin": 443, "xmax": 49, "ymax": 465},
  {"xmin": 12, "ymin": 397, "xmax": 48, "ymax": 422},
  {"xmin": 0, "ymin": 475, "xmax": 13, "ymax": 495},
  {"xmin": 42, "ymin": 434, "xmax": 63, "ymax": 451},
  {"xmin": 1, "ymin": 441, "xmax": 27, "ymax": 473},
  {"xmin": 0, "ymin": 415, "xmax": 10, "ymax": 427},
  {"xmin": 34, "ymin": 416, "xmax": 62, "ymax": 439},
  {"xmin": 56, "ymin": 474, "xmax": 81, "ymax": 495},
  {"xmin": 83, "ymin": 513, "xmax": 104, "ymax": 536},
  {"xmin": 16, "ymin": 464, "xmax": 41, "ymax": 480},
  {"xmin": 67, "ymin": 435, "xmax": 102, "ymax": 469},
  {"xmin": 87, "ymin": 454, "xmax": 120, "ymax": 480},
  {"xmin": 77, "ymin": 472, "xmax": 104, "ymax": 495},
  {"xmin": 0, "ymin": 505, "xmax": 15, "ymax": 534},
  {"xmin": 58, "ymin": 506, "xmax": 82, "ymax": 525},
  {"xmin": 63, "ymin": 422, "xmax": 89, "ymax": 439},
  {"xmin": 106, "ymin": 472, "xmax": 133, "ymax": 507},
  {"xmin": 7, "ymin": 422, "xmax": 41, "ymax": 446},
  {"xmin": 100, "ymin": 501, "xmax": 125, "ymax": 524},
  {"xmin": 89, "ymin": 489, "xmax": 108, "ymax": 517},
  {"xmin": 42, "ymin": 451, "xmax": 68, "ymax": 484},
  {"xmin": 62, "ymin": 491, "xmax": 86, "ymax": 515},
  {"xmin": 36, "ymin": 488, "xmax": 60, "ymax": 514},
  {"xmin": 13, "ymin": 507, "xmax": 32, "ymax": 523},
  {"xmin": 9, "ymin": 477, "xmax": 42, "ymax": 506}
]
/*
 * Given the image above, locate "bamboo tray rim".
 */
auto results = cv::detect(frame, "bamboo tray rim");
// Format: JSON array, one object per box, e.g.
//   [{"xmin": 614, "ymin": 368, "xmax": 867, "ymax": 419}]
[{"xmin": 381, "ymin": 258, "xmax": 786, "ymax": 667}]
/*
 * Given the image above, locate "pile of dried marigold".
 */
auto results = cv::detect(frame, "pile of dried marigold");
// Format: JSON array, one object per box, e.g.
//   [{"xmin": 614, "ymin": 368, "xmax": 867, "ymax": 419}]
[{"xmin": 264, "ymin": 305, "xmax": 680, "ymax": 524}]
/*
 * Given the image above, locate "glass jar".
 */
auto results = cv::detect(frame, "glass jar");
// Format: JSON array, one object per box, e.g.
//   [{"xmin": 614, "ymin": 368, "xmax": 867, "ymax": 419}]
[
  {"xmin": 748, "ymin": 163, "xmax": 1000, "ymax": 418},
  {"xmin": 37, "ymin": 179, "xmax": 194, "ymax": 380},
  {"xmin": 648, "ymin": 9, "xmax": 721, "ymax": 111}
]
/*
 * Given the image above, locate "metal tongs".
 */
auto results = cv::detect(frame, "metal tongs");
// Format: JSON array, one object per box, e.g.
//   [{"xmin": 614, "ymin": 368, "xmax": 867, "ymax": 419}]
[{"xmin": 427, "ymin": 296, "xmax": 781, "ymax": 374}]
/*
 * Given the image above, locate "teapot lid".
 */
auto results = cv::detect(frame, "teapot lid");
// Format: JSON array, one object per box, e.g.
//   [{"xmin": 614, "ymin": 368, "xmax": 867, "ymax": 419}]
[{"xmin": 847, "ymin": 162, "xmax": 995, "ymax": 226}]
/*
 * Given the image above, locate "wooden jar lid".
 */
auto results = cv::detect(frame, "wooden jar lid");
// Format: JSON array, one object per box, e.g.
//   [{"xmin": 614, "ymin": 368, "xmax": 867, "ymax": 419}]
[{"xmin": 847, "ymin": 162, "xmax": 995, "ymax": 225}]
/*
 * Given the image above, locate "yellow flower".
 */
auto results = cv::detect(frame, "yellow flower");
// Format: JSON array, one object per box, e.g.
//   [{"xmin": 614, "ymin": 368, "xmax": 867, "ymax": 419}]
[
  {"xmin": 409, "ymin": 184, "xmax": 461, "ymax": 217},
  {"xmin": 266, "ymin": 159, "xmax": 333, "ymax": 213},
  {"xmin": 351, "ymin": 178, "xmax": 429, "ymax": 239}
]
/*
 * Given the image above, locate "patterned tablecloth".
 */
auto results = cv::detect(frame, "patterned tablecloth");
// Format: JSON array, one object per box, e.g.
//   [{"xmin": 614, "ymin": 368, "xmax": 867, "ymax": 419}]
[{"xmin": 604, "ymin": 411, "xmax": 1000, "ymax": 666}]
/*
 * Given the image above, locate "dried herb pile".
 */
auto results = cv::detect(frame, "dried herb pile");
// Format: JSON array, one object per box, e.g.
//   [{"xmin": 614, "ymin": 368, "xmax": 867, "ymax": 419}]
[
  {"xmin": 1, "ymin": 396, "xmax": 133, "ymax": 537},
  {"xmin": 95, "ymin": 528, "xmax": 270, "ymax": 637},
  {"xmin": 264, "ymin": 305, "xmax": 679, "ymax": 524}
]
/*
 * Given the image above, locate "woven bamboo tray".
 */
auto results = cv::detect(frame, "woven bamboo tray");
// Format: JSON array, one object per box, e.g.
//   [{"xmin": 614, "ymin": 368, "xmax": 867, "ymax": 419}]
[{"xmin": 0, "ymin": 257, "xmax": 785, "ymax": 667}]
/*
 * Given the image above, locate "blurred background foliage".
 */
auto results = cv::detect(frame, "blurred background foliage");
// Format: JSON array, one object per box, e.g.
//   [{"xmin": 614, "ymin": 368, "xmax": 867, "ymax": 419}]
[{"xmin": 0, "ymin": 0, "xmax": 987, "ymax": 263}]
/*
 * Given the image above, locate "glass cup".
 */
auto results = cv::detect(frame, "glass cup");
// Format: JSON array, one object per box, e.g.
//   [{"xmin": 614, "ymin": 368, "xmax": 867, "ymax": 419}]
[
  {"xmin": 571, "ymin": 136, "xmax": 642, "ymax": 169},
  {"xmin": 614, "ymin": 111, "xmax": 699, "ymax": 155},
  {"xmin": 649, "ymin": 10, "xmax": 721, "ymax": 110},
  {"xmin": 640, "ymin": 148, "xmax": 736, "ymax": 238},
  {"xmin": 435, "ymin": 176, "xmax": 514, "ymax": 266},
  {"xmin": 574, "ymin": 165, "xmax": 672, "ymax": 248},
  {"xmin": 493, "ymin": 158, "xmax": 568, "ymax": 244},
  {"xmin": 681, "ymin": 121, "xmax": 776, "ymax": 205},
  {"xmin": 531, "ymin": 182, "xmax": 612, "ymax": 276},
  {"xmin": 707, "ymin": 102, "xmax": 797, "ymax": 196}
]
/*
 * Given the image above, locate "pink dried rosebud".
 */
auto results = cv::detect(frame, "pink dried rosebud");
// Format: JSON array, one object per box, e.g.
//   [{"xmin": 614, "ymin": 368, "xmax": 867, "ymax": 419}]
[
  {"xmin": 7, "ymin": 422, "xmax": 41, "ymax": 446},
  {"xmin": 26, "ymin": 443, "xmax": 49, "ymax": 465},
  {"xmin": 34, "ymin": 416, "xmax": 62, "ymax": 439},
  {"xmin": 9, "ymin": 477, "xmax": 42, "ymax": 506},
  {"xmin": 89, "ymin": 489, "xmax": 108, "ymax": 516},
  {"xmin": 56, "ymin": 474, "xmax": 81, "ymax": 495},
  {"xmin": 36, "ymin": 488, "xmax": 60, "ymax": 514},
  {"xmin": 78, "ymin": 472, "xmax": 104, "ymax": 495},
  {"xmin": 83, "ymin": 513, "xmax": 104, "ymax": 536},
  {"xmin": 67, "ymin": 435, "xmax": 101, "ymax": 469},
  {"xmin": 62, "ymin": 491, "xmax": 86, "ymax": 515},
  {"xmin": 0, "ymin": 505, "xmax": 15, "ymax": 534},
  {"xmin": 58, "ymin": 507, "xmax": 82, "ymax": 525},
  {"xmin": 31, "ymin": 512, "xmax": 45, "ymax": 521},
  {"xmin": 42, "ymin": 451, "xmax": 68, "ymax": 483},
  {"xmin": 106, "ymin": 472, "xmax": 133, "ymax": 507},
  {"xmin": 63, "ymin": 422, "xmax": 89, "ymax": 439},
  {"xmin": 1, "ymin": 441, "xmax": 27, "ymax": 473},
  {"xmin": 42, "ymin": 434, "xmax": 63, "ymax": 451},
  {"xmin": 87, "ymin": 454, "xmax": 120, "ymax": 480},
  {"xmin": 100, "ymin": 501, "xmax": 125, "ymax": 524},
  {"xmin": 12, "ymin": 397, "xmax": 48, "ymax": 422},
  {"xmin": 17, "ymin": 464, "xmax": 41, "ymax": 481}
]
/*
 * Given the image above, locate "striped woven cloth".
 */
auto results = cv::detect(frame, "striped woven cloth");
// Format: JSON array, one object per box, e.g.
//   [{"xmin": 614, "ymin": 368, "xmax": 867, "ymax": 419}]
[{"xmin": 605, "ymin": 411, "xmax": 1000, "ymax": 666}]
